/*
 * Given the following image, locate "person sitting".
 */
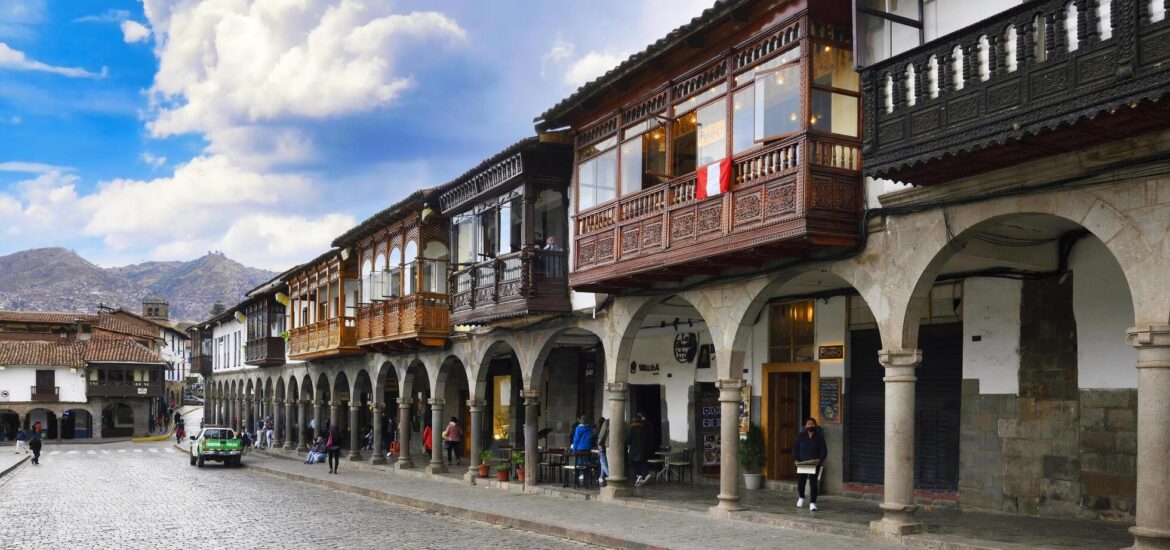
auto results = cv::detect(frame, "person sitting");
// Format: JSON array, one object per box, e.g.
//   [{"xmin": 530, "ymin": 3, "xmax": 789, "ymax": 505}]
[{"xmin": 305, "ymin": 438, "xmax": 326, "ymax": 464}]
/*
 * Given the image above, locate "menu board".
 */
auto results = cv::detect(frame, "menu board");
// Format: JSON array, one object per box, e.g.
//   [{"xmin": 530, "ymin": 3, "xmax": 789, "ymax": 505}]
[
  {"xmin": 698, "ymin": 383, "xmax": 721, "ymax": 475},
  {"xmin": 819, "ymin": 377, "xmax": 842, "ymax": 424}
]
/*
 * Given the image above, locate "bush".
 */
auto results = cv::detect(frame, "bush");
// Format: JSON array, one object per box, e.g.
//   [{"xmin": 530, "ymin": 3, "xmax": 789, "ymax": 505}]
[
  {"xmin": 739, "ymin": 423, "xmax": 765, "ymax": 474},
  {"xmin": 495, "ymin": 461, "xmax": 511, "ymax": 472}
]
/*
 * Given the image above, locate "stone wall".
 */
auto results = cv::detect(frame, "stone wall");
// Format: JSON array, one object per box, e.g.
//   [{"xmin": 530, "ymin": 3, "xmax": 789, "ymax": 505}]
[
  {"xmin": 958, "ymin": 379, "xmax": 1014, "ymax": 511},
  {"xmin": 1078, "ymin": 389, "xmax": 1137, "ymax": 521}
]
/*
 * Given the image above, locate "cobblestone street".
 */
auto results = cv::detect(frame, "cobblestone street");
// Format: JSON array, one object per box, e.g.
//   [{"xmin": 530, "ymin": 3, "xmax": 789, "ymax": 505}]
[{"xmin": 0, "ymin": 440, "xmax": 592, "ymax": 550}]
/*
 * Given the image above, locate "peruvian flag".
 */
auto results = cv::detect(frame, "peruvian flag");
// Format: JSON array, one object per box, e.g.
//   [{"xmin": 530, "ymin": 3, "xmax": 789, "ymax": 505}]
[{"xmin": 695, "ymin": 157, "xmax": 731, "ymax": 200}]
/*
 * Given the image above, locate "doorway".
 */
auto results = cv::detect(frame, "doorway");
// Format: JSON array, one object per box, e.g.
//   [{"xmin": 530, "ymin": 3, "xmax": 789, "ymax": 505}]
[
  {"xmin": 762, "ymin": 363, "xmax": 818, "ymax": 480},
  {"xmin": 630, "ymin": 384, "xmax": 663, "ymax": 448}
]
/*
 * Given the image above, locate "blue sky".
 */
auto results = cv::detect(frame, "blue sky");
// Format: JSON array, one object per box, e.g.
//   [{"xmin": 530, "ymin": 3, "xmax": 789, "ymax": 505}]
[{"xmin": 0, "ymin": 0, "xmax": 712, "ymax": 269}]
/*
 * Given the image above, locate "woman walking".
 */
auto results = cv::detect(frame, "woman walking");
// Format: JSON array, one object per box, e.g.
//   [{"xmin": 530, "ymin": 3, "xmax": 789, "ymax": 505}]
[
  {"xmin": 422, "ymin": 421, "xmax": 432, "ymax": 457},
  {"xmin": 28, "ymin": 434, "xmax": 42, "ymax": 465},
  {"xmin": 326, "ymin": 425, "xmax": 343, "ymax": 474},
  {"xmin": 628, "ymin": 413, "xmax": 651, "ymax": 486},
  {"xmin": 444, "ymin": 417, "xmax": 463, "ymax": 465}
]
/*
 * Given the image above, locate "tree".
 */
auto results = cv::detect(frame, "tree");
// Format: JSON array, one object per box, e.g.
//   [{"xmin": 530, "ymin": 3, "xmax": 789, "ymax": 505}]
[{"xmin": 209, "ymin": 301, "xmax": 226, "ymax": 316}]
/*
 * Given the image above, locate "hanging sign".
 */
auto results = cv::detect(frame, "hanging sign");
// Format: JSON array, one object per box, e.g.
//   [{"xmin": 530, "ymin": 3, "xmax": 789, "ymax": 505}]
[{"xmin": 673, "ymin": 333, "xmax": 698, "ymax": 364}]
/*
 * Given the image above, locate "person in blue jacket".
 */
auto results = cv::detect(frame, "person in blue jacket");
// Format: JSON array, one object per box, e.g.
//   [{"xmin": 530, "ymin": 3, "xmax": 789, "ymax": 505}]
[
  {"xmin": 570, "ymin": 415, "xmax": 593, "ymax": 453},
  {"xmin": 793, "ymin": 417, "xmax": 828, "ymax": 511}
]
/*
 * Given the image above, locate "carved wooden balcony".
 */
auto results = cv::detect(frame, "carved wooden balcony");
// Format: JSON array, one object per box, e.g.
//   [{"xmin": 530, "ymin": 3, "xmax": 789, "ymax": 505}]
[
  {"xmin": 245, "ymin": 336, "xmax": 285, "ymax": 367},
  {"xmin": 88, "ymin": 379, "xmax": 164, "ymax": 398},
  {"xmin": 450, "ymin": 248, "xmax": 571, "ymax": 325},
  {"xmin": 30, "ymin": 386, "xmax": 58, "ymax": 402},
  {"xmin": 191, "ymin": 355, "xmax": 212, "ymax": 376},
  {"xmin": 860, "ymin": 0, "xmax": 1170, "ymax": 186},
  {"xmin": 355, "ymin": 292, "xmax": 449, "ymax": 350},
  {"xmin": 571, "ymin": 136, "xmax": 861, "ymax": 292},
  {"xmin": 287, "ymin": 318, "xmax": 360, "ymax": 361}
]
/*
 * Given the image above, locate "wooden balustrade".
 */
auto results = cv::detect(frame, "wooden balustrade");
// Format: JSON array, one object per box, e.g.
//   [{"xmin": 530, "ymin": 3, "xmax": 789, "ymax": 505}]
[{"xmin": 449, "ymin": 249, "xmax": 570, "ymax": 325}]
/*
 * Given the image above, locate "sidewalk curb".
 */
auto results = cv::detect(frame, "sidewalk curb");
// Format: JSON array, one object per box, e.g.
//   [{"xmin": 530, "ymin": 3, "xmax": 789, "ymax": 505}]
[
  {"xmin": 245, "ymin": 460, "xmax": 667, "ymax": 550},
  {"xmin": 0, "ymin": 454, "xmax": 30, "ymax": 479}
]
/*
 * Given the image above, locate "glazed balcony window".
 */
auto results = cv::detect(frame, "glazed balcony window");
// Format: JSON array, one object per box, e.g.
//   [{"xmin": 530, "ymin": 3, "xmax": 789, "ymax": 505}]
[
  {"xmin": 576, "ymin": 139, "xmax": 617, "ymax": 210},
  {"xmin": 672, "ymin": 91, "xmax": 727, "ymax": 175},
  {"xmin": 810, "ymin": 44, "xmax": 859, "ymax": 137},
  {"xmin": 754, "ymin": 63, "xmax": 802, "ymax": 141},
  {"xmin": 620, "ymin": 119, "xmax": 668, "ymax": 195}
]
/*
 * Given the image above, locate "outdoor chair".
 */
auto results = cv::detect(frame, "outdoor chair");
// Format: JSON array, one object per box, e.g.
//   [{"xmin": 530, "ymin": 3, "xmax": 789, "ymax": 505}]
[{"xmin": 667, "ymin": 447, "xmax": 694, "ymax": 484}]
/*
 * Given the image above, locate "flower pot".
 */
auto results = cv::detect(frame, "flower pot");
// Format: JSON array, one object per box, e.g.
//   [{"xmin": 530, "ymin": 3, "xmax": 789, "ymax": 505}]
[
  {"xmin": 743, "ymin": 472, "xmax": 763, "ymax": 490},
  {"xmin": 478, "ymin": 464, "xmax": 490, "ymax": 478},
  {"xmin": 516, "ymin": 469, "xmax": 525, "ymax": 482},
  {"xmin": 496, "ymin": 469, "xmax": 510, "ymax": 481}
]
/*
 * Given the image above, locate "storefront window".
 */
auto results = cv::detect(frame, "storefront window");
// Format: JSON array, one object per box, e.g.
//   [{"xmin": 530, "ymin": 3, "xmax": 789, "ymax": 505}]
[
  {"xmin": 492, "ymin": 375, "xmax": 511, "ymax": 440},
  {"xmin": 577, "ymin": 148, "xmax": 617, "ymax": 210},
  {"xmin": 755, "ymin": 64, "xmax": 801, "ymax": 142}
]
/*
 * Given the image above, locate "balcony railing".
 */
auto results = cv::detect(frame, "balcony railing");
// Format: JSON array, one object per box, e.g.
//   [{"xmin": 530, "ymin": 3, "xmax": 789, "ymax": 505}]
[
  {"xmin": 355, "ymin": 292, "xmax": 450, "ymax": 348},
  {"xmin": 860, "ymin": 0, "xmax": 1170, "ymax": 185},
  {"xmin": 191, "ymin": 355, "xmax": 212, "ymax": 376},
  {"xmin": 30, "ymin": 386, "xmax": 58, "ymax": 402},
  {"xmin": 88, "ymin": 380, "xmax": 164, "ymax": 398},
  {"xmin": 245, "ymin": 336, "xmax": 286, "ymax": 367},
  {"xmin": 288, "ymin": 317, "xmax": 359, "ymax": 360},
  {"xmin": 572, "ymin": 135, "xmax": 860, "ymax": 291},
  {"xmin": 450, "ymin": 249, "xmax": 570, "ymax": 324}
]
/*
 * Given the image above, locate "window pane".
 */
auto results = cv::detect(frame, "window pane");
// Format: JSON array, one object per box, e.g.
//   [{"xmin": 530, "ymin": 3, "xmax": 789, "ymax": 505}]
[
  {"xmin": 813, "ymin": 44, "xmax": 859, "ymax": 91},
  {"xmin": 535, "ymin": 189, "xmax": 566, "ymax": 250},
  {"xmin": 620, "ymin": 138, "xmax": 643, "ymax": 195},
  {"xmin": 577, "ymin": 160, "xmax": 597, "ymax": 210},
  {"xmin": 735, "ymin": 46, "xmax": 801, "ymax": 86},
  {"xmin": 675, "ymin": 83, "xmax": 726, "ymax": 115},
  {"xmin": 810, "ymin": 90, "xmax": 858, "ymax": 137},
  {"xmin": 454, "ymin": 216, "xmax": 475, "ymax": 264},
  {"xmin": 508, "ymin": 198, "xmax": 522, "ymax": 253},
  {"xmin": 673, "ymin": 111, "xmax": 697, "ymax": 174},
  {"xmin": 594, "ymin": 149, "xmax": 617, "ymax": 205},
  {"xmin": 755, "ymin": 65, "xmax": 801, "ymax": 141},
  {"xmin": 479, "ymin": 210, "xmax": 497, "ymax": 259},
  {"xmin": 733, "ymin": 85, "xmax": 755, "ymax": 154},
  {"xmin": 696, "ymin": 101, "xmax": 727, "ymax": 167},
  {"xmin": 498, "ymin": 202, "xmax": 512, "ymax": 255}
]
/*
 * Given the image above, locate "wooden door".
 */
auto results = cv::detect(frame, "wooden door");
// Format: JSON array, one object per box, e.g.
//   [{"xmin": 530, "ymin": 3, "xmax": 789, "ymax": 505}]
[
  {"xmin": 35, "ymin": 370, "xmax": 55, "ymax": 390},
  {"xmin": 766, "ymin": 372, "xmax": 800, "ymax": 480}
]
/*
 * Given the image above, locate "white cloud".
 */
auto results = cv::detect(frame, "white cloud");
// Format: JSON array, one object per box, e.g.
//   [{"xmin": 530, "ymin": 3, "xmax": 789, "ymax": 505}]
[
  {"xmin": 121, "ymin": 20, "xmax": 151, "ymax": 43},
  {"xmin": 144, "ymin": 0, "xmax": 466, "ymax": 165},
  {"xmin": 74, "ymin": 9, "xmax": 130, "ymax": 23},
  {"xmin": 540, "ymin": 38, "xmax": 574, "ymax": 77},
  {"xmin": 140, "ymin": 152, "xmax": 166, "ymax": 169},
  {"xmin": 0, "ymin": 42, "xmax": 105, "ymax": 79},
  {"xmin": 0, "ymin": 161, "xmax": 73, "ymax": 173},
  {"xmin": 563, "ymin": 51, "xmax": 624, "ymax": 88},
  {"xmin": 0, "ymin": 0, "xmax": 45, "ymax": 39}
]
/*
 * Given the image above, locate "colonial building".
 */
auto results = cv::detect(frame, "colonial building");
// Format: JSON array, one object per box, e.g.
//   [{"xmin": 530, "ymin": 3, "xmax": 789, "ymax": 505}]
[{"xmin": 197, "ymin": 1, "xmax": 1170, "ymax": 548}]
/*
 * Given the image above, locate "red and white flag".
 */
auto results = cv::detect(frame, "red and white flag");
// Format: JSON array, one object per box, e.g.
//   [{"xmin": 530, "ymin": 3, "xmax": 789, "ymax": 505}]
[{"xmin": 695, "ymin": 157, "xmax": 731, "ymax": 200}]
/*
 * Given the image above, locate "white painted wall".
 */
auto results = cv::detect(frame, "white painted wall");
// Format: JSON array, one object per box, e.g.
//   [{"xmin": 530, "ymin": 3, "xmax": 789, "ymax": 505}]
[
  {"xmin": 866, "ymin": 177, "xmax": 912, "ymax": 208},
  {"xmin": 1072, "ymin": 237, "xmax": 1138, "ymax": 389},
  {"xmin": 628, "ymin": 329, "xmax": 715, "ymax": 444},
  {"xmin": 0, "ymin": 366, "xmax": 88, "ymax": 402},
  {"xmin": 816, "ymin": 297, "xmax": 848, "ymax": 379},
  {"xmin": 922, "ymin": 0, "xmax": 1024, "ymax": 41},
  {"xmin": 210, "ymin": 319, "xmax": 251, "ymax": 374},
  {"xmin": 963, "ymin": 277, "xmax": 1022, "ymax": 394}
]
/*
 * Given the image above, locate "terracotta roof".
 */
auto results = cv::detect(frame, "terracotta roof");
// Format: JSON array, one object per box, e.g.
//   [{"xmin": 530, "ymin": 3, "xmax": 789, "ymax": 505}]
[
  {"xmin": 82, "ymin": 337, "xmax": 166, "ymax": 365},
  {"xmin": 0, "ymin": 341, "xmax": 85, "ymax": 368},
  {"xmin": 95, "ymin": 312, "xmax": 158, "ymax": 340},
  {"xmin": 534, "ymin": 0, "xmax": 746, "ymax": 130},
  {"xmin": 0, "ymin": 311, "xmax": 97, "ymax": 324}
]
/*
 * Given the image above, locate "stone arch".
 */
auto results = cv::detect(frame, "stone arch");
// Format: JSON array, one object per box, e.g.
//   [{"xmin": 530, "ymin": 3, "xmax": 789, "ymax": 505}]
[
  {"xmin": 100, "ymin": 402, "xmax": 133, "ymax": 438},
  {"xmin": 529, "ymin": 326, "xmax": 606, "ymax": 391},
  {"xmin": 610, "ymin": 293, "xmax": 719, "ymax": 381},
  {"xmin": 0, "ymin": 408, "xmax": 18, "ymax": 439},
  {"xmin": 275, "ymin": 377, "xmax": 286, "ymax": 402},
  {"xmin": 301, "ymin": 374, "xmax": 314, "ymax": 400},
  {"xmin": 375, "ymin": 361, "xmax": 400, "ymax": 403},
  {"xmin": 315, "ymin": 372, "xmax": 331, "ymax": 404},
  {"xmin": 333, "ymin": 371, "xmax": 350, "ymax": 403},
  {"xmin": 63, "ymin": 407, "xmax": 94, "ymax": 439}
]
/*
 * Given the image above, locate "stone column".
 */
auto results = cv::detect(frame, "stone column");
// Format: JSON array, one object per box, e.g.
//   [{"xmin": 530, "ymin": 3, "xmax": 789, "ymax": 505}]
[
  {"xmin": 871, "ymin": 349, "xmax": 925, "ymax": 537},
  {"xmin": 309, "ymin": 400, "xmax": 320, "ymax": 440},
  {"xmin": 370, "ymin": 403, "xmax": 386, "ymax": 465},
  {"xmin": 428, "ymin": 398, "xmax": 446, "ymax": 474},
  {"xmin": 347, "ymin": 403, "xmax": 363, "ymax": 461},
  {"xmin": 1128, "ymin": 326, "xmax": 1170, "ymax": 550},
  {"xmin": 56, "ymin": 415, "xmax": 64, "ymax": 441},
  {"xmin": 599, "ymin": 382, "xmax": 630, "ymax": 500},
  {"xmin": 296, "ymin": 400, "xmax": 308, "ymax": 452},
  {"xmin": 272, "ymin": 399, "xmax": 283, "ymax": 448},
  {"xmin": 283, "ymin": 399, "xmax": 296, "ymax": 450},
  {"xmin": 396, "ymin": 397, "xmax": 414, "ymax": 469},
  {"xmin": 712, "ymin": 378, "xmax": 745, "ymax": 515},
  {"xmin": 465, "ymin": 399, "xmax": 485, "ymax": 482},
  {"xmin": 522, "ymin": 389, "xmax": 539, "ymax": 487}
]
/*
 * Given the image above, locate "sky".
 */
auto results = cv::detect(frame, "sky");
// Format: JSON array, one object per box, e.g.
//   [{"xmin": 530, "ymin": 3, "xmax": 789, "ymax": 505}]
[{"xmin": 0, "ymin": 0, "xmax": 714, "ymax": 270}]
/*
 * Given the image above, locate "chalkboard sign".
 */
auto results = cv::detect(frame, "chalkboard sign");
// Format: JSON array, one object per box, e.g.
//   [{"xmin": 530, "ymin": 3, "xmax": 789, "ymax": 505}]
[{"xmin": 819, "ymin": 377, "xmax": 842, "ymax": 424}]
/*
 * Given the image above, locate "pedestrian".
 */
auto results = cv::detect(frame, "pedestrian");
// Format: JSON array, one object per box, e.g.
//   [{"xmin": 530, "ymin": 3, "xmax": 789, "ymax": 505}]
[
  {"xmin": 14, "ymin": 428, "xmax": 27, "ymax": 454},
  {"xmin": 28, "ymin": 434, "xmax": 42, "ymax": 465},
  {"xmin": 255, "ymin": 419, "xmax": 266, "ymax": 449},
  {"xmin": 173, "ymin": 411, "xmax": 181, "ymax": 426},
  {"xmin": 175, "ymin": 420, "xmax": 186, "ymax": 444},
  {"xmin": 422, "ymin": 420, "xmax": 432, "ymax": 457},
  {"xmin": 570, "ymin": 415, "xmax": 594, "ymax": 482},
  {"xmin": 264, "ymin": 416, "xmax": 274, "ymax": 449},
  {"xmin": 444, "ymin": 417, "xmax": 463, "ymax": 465},
  {"xmin": 326, "ymin": 425, "xmax": 343, "ymax": 474},
  {"xmin": 793, "ymin": 417, "xmax": 828, "ymax": 512},
  {"xmin": 362, "ymin": 427, "xmax": 374, "ymax": 451},
  {"xmin": 596, "ymin": 416, "xmax": 610, "ymax": 486},
  {"xmin": 628, "ymin": 413, "xmax": 651, "ymax": 486}
]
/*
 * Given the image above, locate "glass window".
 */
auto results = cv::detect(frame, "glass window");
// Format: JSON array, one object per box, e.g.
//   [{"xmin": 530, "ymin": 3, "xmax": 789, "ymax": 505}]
[
  {"xmin": 492, "ymin": 375, "xmax": 511, "ymax": 440},
  {"xmin": 499, "ymin": 198, "xmax": 521, "ymax": 255},
  {"xmin": 534, "ymin": 189, "xmax": 566, "ymax": 250},
  {"xmin": 673, "ymin": 111, "xmax": 698, "ymax": 174},
  {"xmin": 810, "ymin": 91, "xmax": 859, "ymax": 136},
  {"xmin": 675, "ymin": 83, "xmax": 727, "ymax": 115},
  {"xmin": 453, "ymin": 214, "xmax": 475, "ymax": 264},
  {"xmin": 768, "ymin": 300, "xmax": 815, "ymax": 363},
  {"xmin": 620, "ymin": 121, "xmax": 667, "ymax": 196},
  {"xmin": 735, "ymin": 45, "xmax": 802, "ymax": 86},
  {"xmin": 479, "ymin": 210, "xmax": 497, "ymax": 259},
  {"xmin": 696, "ymin": 101, "xmax": 727, "ymax": 168},
  {"xmin": 732, "ymin": 85, "xmax": 755, "ymax": 154},
  {"xmin": 404, "ymin": 241, "xmax": 418, "ymax": 295},
  {"xmin": 388, "ymin": 248, "xmax": 402, "ymax": 298},
  {"xmin": 813, "ymin": 44, "xmax": 859, "ymax": 92},
  {"xmin": 422, "ymin": 241, "xmax": 449, "ymax": 294},
  {"xmin": 855, "ymin": 0, "xmax": 924, "ymax": 67},
  {"xmin": 576, "ymin": 148, "xmax": 617, "ymax": 211},
  {"xmin": 754, "ymin": 64, "xmax": 801, "ymax": 141}
]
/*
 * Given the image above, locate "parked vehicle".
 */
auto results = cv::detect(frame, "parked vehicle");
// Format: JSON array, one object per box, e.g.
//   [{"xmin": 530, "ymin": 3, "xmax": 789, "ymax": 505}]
[{"xmin": 189, "ymin": 426, "xmax": 242, "ymax": 467}]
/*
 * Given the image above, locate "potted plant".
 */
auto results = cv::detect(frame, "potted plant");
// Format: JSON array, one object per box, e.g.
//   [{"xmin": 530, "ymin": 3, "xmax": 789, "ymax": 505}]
[
  {"xmin": 478, "ymin": 450, "xmax": 492, "ymax": 478},
  {"xmin": 511, "ymin": 451, "xmax": 525, "ymax": 482},
  {"xmin": 740, "ymin": 423, "xmax": 766, "ymax": 490},
  {"xmin": 495, "ymin": 461, "xmax": 511, "ymax": 481}
]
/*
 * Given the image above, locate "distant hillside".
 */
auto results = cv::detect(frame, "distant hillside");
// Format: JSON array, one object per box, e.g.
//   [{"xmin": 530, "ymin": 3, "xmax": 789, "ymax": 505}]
[{"xmin": 0, "ymin": 248, "xmax": 277, "ymax": 323}]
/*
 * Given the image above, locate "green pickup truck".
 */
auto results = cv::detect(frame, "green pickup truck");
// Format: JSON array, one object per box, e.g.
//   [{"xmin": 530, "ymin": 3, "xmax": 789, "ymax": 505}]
[{"xmin": 189, "ymin": 426, "xmax": 243, "ymax": 467}]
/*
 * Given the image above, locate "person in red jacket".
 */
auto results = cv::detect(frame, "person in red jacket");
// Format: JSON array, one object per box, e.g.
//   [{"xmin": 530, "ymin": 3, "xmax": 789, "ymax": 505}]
[{"xmin": 422, "ymin": 421, "xmax": 432, "ymax": 456}]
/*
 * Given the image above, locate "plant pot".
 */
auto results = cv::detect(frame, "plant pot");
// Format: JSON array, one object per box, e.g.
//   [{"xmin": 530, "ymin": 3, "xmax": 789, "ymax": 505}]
[
  {"xmin": 496, "ymin": 469, "xmax": 510, "ymax": 481},
  {"xmin": 478, "ymin": 464, "xmax": 490, "ymax": 478},
  {"xmin": 743, "ymin": 472, "xmax": 764, "ymax": 490},
  {"xmin": 516, "ymin": 469, "xmax": 525, "ymax": 482}
]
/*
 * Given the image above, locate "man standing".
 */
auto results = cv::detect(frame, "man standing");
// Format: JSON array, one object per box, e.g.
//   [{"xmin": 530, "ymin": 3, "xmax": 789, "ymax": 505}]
[
  {"xmin": 29, "ymin": 434, "xmax": 42, "ymax": 465},
  {"xmin": 264, "ymin": 416, "xmax": 274, "ymax": 449},
  {"xmin": 14, "ymin": 429, "xmax": 27, "ymax": 454},
  {"xmin": 793, "ymin": 417, "xmax": 828, "ymax": 511}
]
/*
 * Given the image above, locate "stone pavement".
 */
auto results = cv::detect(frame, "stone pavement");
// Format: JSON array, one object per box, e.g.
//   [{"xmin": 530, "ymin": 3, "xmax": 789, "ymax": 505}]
[
  {"xmin": 0, "ymin": 439, "xmax": 596, "ymax": 550},
  {"xmin": 0, "ymin": 449, "xmax": 29, "ymax": 478},
  {"xmin": 244, "ymin": 450, "xmax": 908, "ymax": 550}
]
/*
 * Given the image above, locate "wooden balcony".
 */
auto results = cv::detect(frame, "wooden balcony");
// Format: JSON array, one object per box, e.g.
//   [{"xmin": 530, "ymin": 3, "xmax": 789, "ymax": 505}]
[
  {"xmin": 356, "ymin": 293, "xmax": 449, "ymax": 350},
  {"xmin": 30, "ymin": 386, "xmax": 58, "ymax": 402},
  {"xmin": 860, "ymin": 0, "xmax": 1170, "ymax": 186},
  {"xmin": 450, "ymin": 249, "xmax": 571, "ymax": 325},
  {"xmin": 287, "ymin": 318, "xmax": 362, "ymax": 361},
  {"xmin": 88, "ymin": 380, "xmax": 164, "ymax": 398},
  {"xmin": 245, "ymin": 336, "xmax": 286, "ymax": 367},
  {"xmin": 191, "ymin": 355, "xmax": 212, "ymax": 376},
  {"xmin": 571, "ymin": 136, "xmax": 861, "ymax": 292}
]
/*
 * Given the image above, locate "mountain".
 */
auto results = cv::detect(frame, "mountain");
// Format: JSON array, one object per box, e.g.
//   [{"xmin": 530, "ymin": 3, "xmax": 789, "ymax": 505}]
[{"xmin": 0, "ymin": 248, "xmax": 277, "ymax": 323}]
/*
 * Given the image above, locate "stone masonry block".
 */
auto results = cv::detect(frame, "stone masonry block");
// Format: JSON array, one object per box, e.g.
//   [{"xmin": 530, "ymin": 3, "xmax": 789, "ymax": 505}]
[
  {"xmin": 1080, "ymin": 451, "xmax": 1105, "ymax": 472},
  {"xmin": 1081, "ymin": 390, "xmax": 1135, "ymax": 409},
  {"xmin": 1082, "ymin": 473, "xmax": 1119, "ymax": 496},
  {"xmin": 1115, "ymin": 432, "xmax": 1137, "ymax": 454},
  {"xmin": 1106, "ymin": 454, "xmax": 1135, "ymax": 476},
  {"xmin": 1079, "ymin": 407, "xmax": 1105, "ymax": 430},
  {"xmin": 998, "ymin": 397, "xmax": 1019, "ymax": 417},
  {"xmin": 1081, "ymin": 430, "xmax": 1116, "ymax": 451},
  {"xmin": 998, "ymin": 418, "xmax": 1021, "ymax": 439},
  {"xmin": 1041, "ymin": 478, "xmax": 1081, "ymax": 502},
  {"xmin": 1043, "ymin": 455, "xmax": 1078, "ymax": 481},
  {"xmin": 1049, "ymin": 439, "xmax": 1079, "ymax": 458},
  {"xmin": 1105, "ymin": 408, "xmax": 1136, "ymax": 430}
]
